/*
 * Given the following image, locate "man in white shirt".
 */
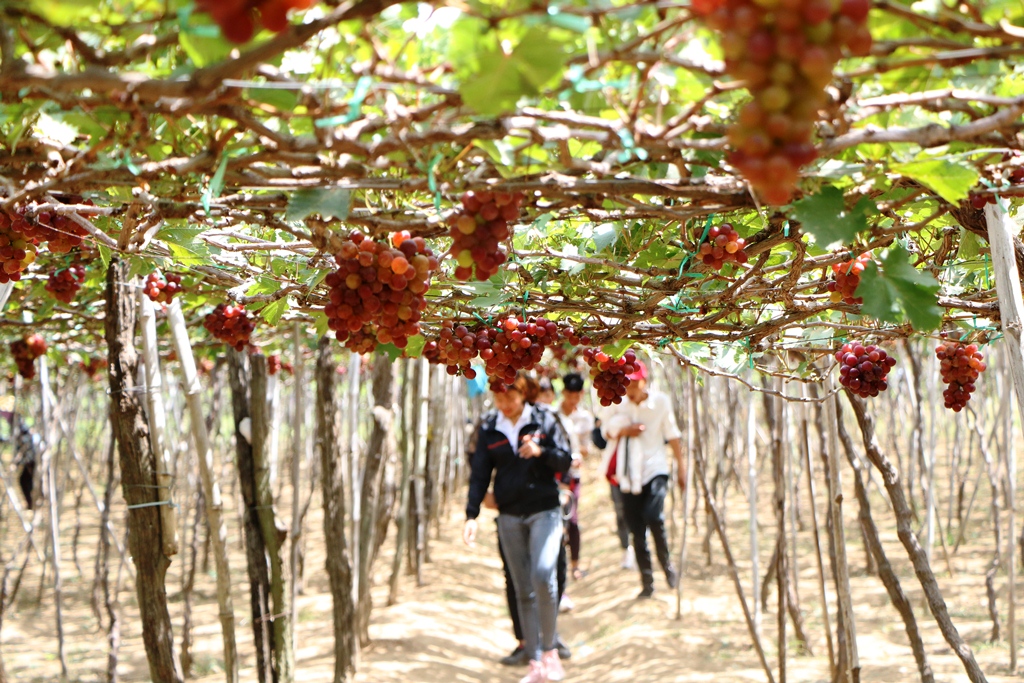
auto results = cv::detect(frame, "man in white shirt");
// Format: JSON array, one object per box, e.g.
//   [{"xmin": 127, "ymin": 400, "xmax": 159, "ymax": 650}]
[
  {"xmin": 600, "ymin": 360, "xmax": 685, "ymax": 598},
  {"xmin": 558, "ymin": 373, "xmax": 595, "ymax": 582}
]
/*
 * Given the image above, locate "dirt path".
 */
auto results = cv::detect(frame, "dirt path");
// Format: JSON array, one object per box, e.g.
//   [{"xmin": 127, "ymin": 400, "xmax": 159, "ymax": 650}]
[{"xmin": 3, "ymin": 462, "xmax": 1023, "ymax": 682}]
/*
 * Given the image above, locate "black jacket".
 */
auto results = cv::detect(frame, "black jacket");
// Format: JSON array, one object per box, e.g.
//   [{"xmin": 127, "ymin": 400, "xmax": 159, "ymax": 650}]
[{"xmin": 466, "ymin": 403, "xmax": 572, "ymax": 520}]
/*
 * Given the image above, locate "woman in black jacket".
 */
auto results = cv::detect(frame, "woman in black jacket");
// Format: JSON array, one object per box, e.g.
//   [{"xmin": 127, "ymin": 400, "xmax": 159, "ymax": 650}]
[{"xmin": 463, "ymin": 372, "xmax": 572, "ymax": 683}]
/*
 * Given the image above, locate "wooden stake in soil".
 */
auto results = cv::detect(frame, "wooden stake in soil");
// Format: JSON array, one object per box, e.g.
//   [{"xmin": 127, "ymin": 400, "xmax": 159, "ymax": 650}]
[
  {"xmin": 845, "ymin": 392, "xmax": 989, "ymax": 683},
  {"xmin": 167, "ymin": 300, "xmax": 239, "ymax": 683},
  {"xmin": 138, "ymin": 292, "xmax": 179, "ymax": 557},
  {"xmin": 105, "ymin": 259, "xmax": 184, "ymax": 683},
  {"xmin": 985, "ymin": 201, "xmax": 1024, "ymax": 671},
  {"xmin": 289, "ymin": 322, "xmax": 303, "ymax": 657},
  {"xmin": 38, "ymin": 357, "xmax": 68, "ymax": 678},
  {"xmin": 315, "ymin": 338, "xmax": 357, "ymax": 681}
]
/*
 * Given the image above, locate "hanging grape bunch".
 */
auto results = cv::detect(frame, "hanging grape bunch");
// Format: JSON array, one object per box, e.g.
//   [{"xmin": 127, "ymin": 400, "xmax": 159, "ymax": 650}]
[
  {"xmin": 196, "ymin": 0, "xmax": 317, "ymax": 43},
  {"xmin": 697, "ymin": 223, "xmax": 749, "ymax": 270},
  {"xmin": 10, "ymin": 208, "xmax": 87, "ymax": 254},
  {"xmin": 80, "ymin": 357, "xmax": 108, "ymax": 380},
  {"xmin": 144, "ymin": 272, "xmax": 183, "ymax": 304},
  {"xmin": 448, "ymin": 191, "xmax": 524, "ymax": 281},
  {"xmin": 691, "ymin": 0, "xmax": 872, "ymax": 205},
  {"xmin": 324, "ymin": 230, "xmax": 438, "ymax": 352},
  {"xmin": 423, "ymin": 320, "xmax": 491, "ymax": 379},
  {"xmin": 204, "ymin": 303, "xmax": 256, "ymax": 351},
  {"xmin": 835, "ymin": 342, "xmax": 896, "ymax": 397},
  {"xmin": 10, "ymin": 335, "xmax": 46, "ymax": 380},
  {"xmin": 828, "ymin": 252, "xmax": 872, "ymax": 304},
  {"xmin": 45, "ymin": 264, "xmax": 86, "ymax": 304},
  {"xmin": 583, "ymin": 348, "xmax": 637, "ymax": 406},
  {"xmin": 0, "ymin": 213, "xmax": 37, "ymax": 283},
  {"xmin": 268, "ymin": 354, "xmax": 282, "ymax": 376},
  {"xmin": 481, "ymin": 316, "xmax": 561, "ymax": 389},
  {"xmin": 936, "ymin": 339, "xmax": 986, "ymax": 412}
]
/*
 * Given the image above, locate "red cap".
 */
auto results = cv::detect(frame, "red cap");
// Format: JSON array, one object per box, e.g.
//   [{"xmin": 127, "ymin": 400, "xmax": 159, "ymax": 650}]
[{"xmin": 626, "ymin": 359, "xmax": 647, "ymax": 381}]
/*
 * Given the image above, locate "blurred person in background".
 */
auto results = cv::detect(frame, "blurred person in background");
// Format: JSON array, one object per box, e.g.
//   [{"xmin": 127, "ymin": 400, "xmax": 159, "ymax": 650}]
[{"xmin": 558, "ymin": 373, "xmax": 594, "ymax": 582}]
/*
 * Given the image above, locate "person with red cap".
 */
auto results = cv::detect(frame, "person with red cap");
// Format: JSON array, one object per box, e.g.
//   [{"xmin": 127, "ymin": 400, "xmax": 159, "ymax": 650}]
[{"xmin": 600, "ymin": 359, "xmax": 685, "ymax": 598}]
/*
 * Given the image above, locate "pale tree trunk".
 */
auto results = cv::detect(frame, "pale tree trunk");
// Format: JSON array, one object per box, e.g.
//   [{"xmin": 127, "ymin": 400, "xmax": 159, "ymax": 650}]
[
  {"xmin": 167, "ymin": 300, "xmax": 239, "ymax": 683},
  {"xmin": 846, "ymin": 392, "xmax": 988, "ymax": 683},
  {"xmin": 347, "ymin": 353, "xmax": 362, "ymax": 608},
  {"xmin": 289, "ymin": 322, "xmax": 303, "ymax": 649},
  {"xmin": 228, "ymin": 351, "xmax": 275, "ymax": 683},
  {"xmin": 413, "ymin": 358, "xmax": 429, "ymax": 586},
  {"xmin": 251, "ymin": 355, "xmax": 294, "ymax": 682},
  {"xmin": 317, "ymin": 338, "xmax": 356, "ymax": 681},
  {"xmin": 38, "ymin": 357, "xmax": 68, "ymax": 677},
  {"xmin": 138, "ymin": 293, "xmax": 179, "ymax": 557},
  {"xmin": 388, "ymin": 359, "xmax": 413, "ymax": 605},
  {"xmin": 105, "ymin": 259, "xmax": 183, "ymax": 683}
]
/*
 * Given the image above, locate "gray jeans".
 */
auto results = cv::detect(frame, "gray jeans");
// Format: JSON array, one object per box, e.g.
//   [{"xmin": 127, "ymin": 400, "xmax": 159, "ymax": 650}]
[
  {"xmin": 497, "ymin": 508, "xmax": 562, "ymax": 662},
  {"xmin": 610, "ymin": 483, "xmax": 630, "ymax": 550}
]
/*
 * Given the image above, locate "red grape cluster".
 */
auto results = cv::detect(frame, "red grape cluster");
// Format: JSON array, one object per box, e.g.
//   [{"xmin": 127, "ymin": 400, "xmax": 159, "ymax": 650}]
[
  {"xmin": 835, "ymin": 342, "xmax": 896, "ymax": 398},
  {"xmin": 80, "ymin": 357, "xmax": 108, "ymax": 380},
  {"xmin": 423, "ymin": 320, "xmax": 488, "ymax": 378},
  {"xmin": 11, "ymin": 335, "xmax": 46, "ymax": 380},
  {"xmin": 481, "ymin": 316, "xmax": 562, "ymax": 390},
  {"xmin": 324, "ymin": 230, "xmax": 438, "ymax": 352},
  {"xmin": 0, "ymin": 214, "xmax": 38, "ymax": 283},
  {"xmin": 196, "ymin": 0, "xmax": 316, "ymax": 43},
  {"xmin": 268, "ymin": 354, "xmax": 282, "ymax": 376},
  {"xmin": 448, "ymin": 191, "xmax": 523, "ymax": 281},
  {"xmin": 203, "ymin": 303, "xmax": 256, "ymax": 351},
  {"xmin": 144, "ymin": 272, "xmax": 183, "ymax": 304},
  {"xmin": 936, "ymin": 340, "xmax": 986, "ymax": 412},
  {"xmin": 9, "ymin": 208, "xmax": 88, "ymax": 254},
  {"xmin": 582, "ymin": 348, "xmax": 638, "ymax": 406},
  {"xmin": 692, "ymin": 0, "xmax": 872, "ymax": 205},
  {"xmin": 828, "ymin": 252, "xmax": 871, "ymax": 304},
  {"xmin": 698, "ymin": 223, "xmax": 749, "ymax": 270},
  {"xmin": 45, "ymin": 264, "xmax": 86, "ymax": 303}
]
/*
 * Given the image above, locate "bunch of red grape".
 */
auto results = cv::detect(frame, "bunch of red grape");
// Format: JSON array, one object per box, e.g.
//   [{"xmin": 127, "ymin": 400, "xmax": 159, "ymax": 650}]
[
  {"xmin": 448, "ymin": 191, "xmax": 523, "ymax": 281},
  {"xmin": 343, "ymin": 324, "xmax": 381, "ymax": 355},
  {"xmin": 9, "ymin": 208, "xmax": 87, "ymax": 254},
  {"xmin": 423, "ymin": 320, "xmax": 489, "ymax": 378},
  {"xmin": 828, "ymin": 252, "xmax": 872, "ymax": 304},
  {"xmin": 11, "ymin": 335, "xmax": 46, "ymax": 380},
  {"xmin": 481, "ymin": 316, "xmax": 562, "ymax": 389},
  {"xmin": 45, "ymin": 264, "xmax": 86, "ymax": 303},
  {"xmin": 196, "ymin": 0, "xmax": 316, "ymax": 43},
  {"xmin": 268, "ymin": 354, "xmax": 282, "ymax": 376},
  {"xmin": 692, "ymin": 0, "xmax": 872, "ymax": 205},
  {"xmin": 835, "ymin": 342, "xmax": 896, "ymax": 398},
  {"xmin": 936, "ymin": 340, "xmax": 986, "ymax": 412},
  {"xmin": 698, "ymin": 223, "xmax": 749, "ymax": 270},
  {"xmin": 324, "ymin": 230, "xmax": 438, "ymax": 352},
  {"xmin": 0, "ymin": 214, "xmax": 38, "ymax": 283},
  {"xmin": 203, "ymin": 303, "xmax": 256, "ymax": 351},
  {"xmin": 80, "ymin": 357, "xmax": 108, "ymax": 380},
  {"xmin": 582, "ymin": 348, "xmax": 638, "ymax": 406},
  {"xmin": 144, "ymin": 272, "xmax": 183, "ymax": 304}
]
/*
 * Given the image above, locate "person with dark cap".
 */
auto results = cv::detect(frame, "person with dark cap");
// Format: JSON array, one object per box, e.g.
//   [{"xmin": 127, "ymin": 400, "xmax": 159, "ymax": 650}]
[
  {"xmin": 600, "ymin": 359, "xmax": 685, "ymax": 598},
  {"xmin": 558, "ymin": 372, "xmax": 594, "ymax": 582}
]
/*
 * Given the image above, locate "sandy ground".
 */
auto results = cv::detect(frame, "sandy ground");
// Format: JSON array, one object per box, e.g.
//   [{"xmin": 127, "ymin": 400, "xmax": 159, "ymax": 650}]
[{"xmin": 3, "ymin": 450, "xmax": 1024, "ymax": 683}]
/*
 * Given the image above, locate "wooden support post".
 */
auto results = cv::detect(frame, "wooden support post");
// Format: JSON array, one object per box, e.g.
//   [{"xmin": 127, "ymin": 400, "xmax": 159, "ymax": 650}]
[
  {"xmin": 39, "ymin": 357, "xmax": 68, "ymax": 678},
  {"xmin": 166, "ymin": 300, "xmax": 239, "ymax": 683},
  {"xmin": 986, "ymin": 201, "xmax": 1024, "ymax": 671},
  {"xmin": 138, "ymin": 292, "xmax": 179, "ymax": 558},
  {"xmin": 289, "ymin": 322, "xmax": 303, "ymax": 655}
]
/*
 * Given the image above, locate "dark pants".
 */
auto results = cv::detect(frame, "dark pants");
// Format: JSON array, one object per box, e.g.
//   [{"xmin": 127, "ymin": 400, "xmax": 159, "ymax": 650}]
[
  {"xmin": 609, "ymin": 483, "xmax": 629, "ymax": 550},
  {"xmin": 621, "ymin": 475, "xmax": 672, "ymax": 591},
  {"xmin": 499, "ymin": 524, "xmax": 567, "ymax": 642},
  {"xmin": 566, "ymin": 477, "xmax": 581, "ymax": 563}
]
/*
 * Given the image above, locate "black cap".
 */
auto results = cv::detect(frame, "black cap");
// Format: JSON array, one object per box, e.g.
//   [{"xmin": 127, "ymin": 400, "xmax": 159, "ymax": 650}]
[{"xmin": 563, "ymin": 372, "xmax": 584, "ymax": 392}]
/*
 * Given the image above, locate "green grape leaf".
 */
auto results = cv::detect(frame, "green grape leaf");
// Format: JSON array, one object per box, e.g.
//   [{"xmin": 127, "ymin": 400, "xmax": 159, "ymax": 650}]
[
  {"xmin": 460, "ymin": 28, "xmax": 568, "ymax": 116},
  {"xmin": 891, "ymin": 158, "xmax": 979, "ymax": 204},
  {"xmin": 404, "ymin": 334, "xmax": 426, "ymax": 358},
  {"xmin": 285, "ymin": 187, "xmax": 352, "ymax": 222},
  {"xmin": 791, "ymin": 186, "xmax": 876, "ymax": 249},
  {"xmin": 378, "ymin": 343, "xmax": 404, "ymax": 362},
  {"xmin": 201, "ymin": 155, "xmax": 229, "ymax": 214},
  {"xmin": 313, "ymin": 311, "xmax": 330, "ymax": 339},
  {"xmin": 602, "ymin": 338, "xmax": 634, "ymax": 360},
  {"xmin": 857, "ymin": 245, "xmax": 942, "ymax": 331},
  {"xmin": 157, "ymin": 226, "xmax": 211, "ymax": 266},
  {"xmin": 261, "ymin": 298, "xmax": 289, "ymax": 326}
]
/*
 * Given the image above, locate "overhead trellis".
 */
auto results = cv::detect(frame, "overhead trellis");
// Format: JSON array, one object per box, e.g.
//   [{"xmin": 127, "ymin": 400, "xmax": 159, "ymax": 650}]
[{"xmin": 0, "ymin": 0, "xmax": 1023, "ymax": 377}]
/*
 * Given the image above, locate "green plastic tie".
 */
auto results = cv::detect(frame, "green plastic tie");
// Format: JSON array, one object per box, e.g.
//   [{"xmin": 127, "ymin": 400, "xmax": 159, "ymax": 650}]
[{"xmin": 427, "ymin": 153, "xmax": 443, "ymax": 213}]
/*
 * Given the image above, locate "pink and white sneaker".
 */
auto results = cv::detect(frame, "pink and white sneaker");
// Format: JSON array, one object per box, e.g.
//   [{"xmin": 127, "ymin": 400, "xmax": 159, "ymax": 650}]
[
  {"xmin": 542, "ymin": 649, "xmax": 565, "ymax": 682},
  {"xmin": 519, "ymin": 659, "xmax": 547, "ymax": 683}
]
